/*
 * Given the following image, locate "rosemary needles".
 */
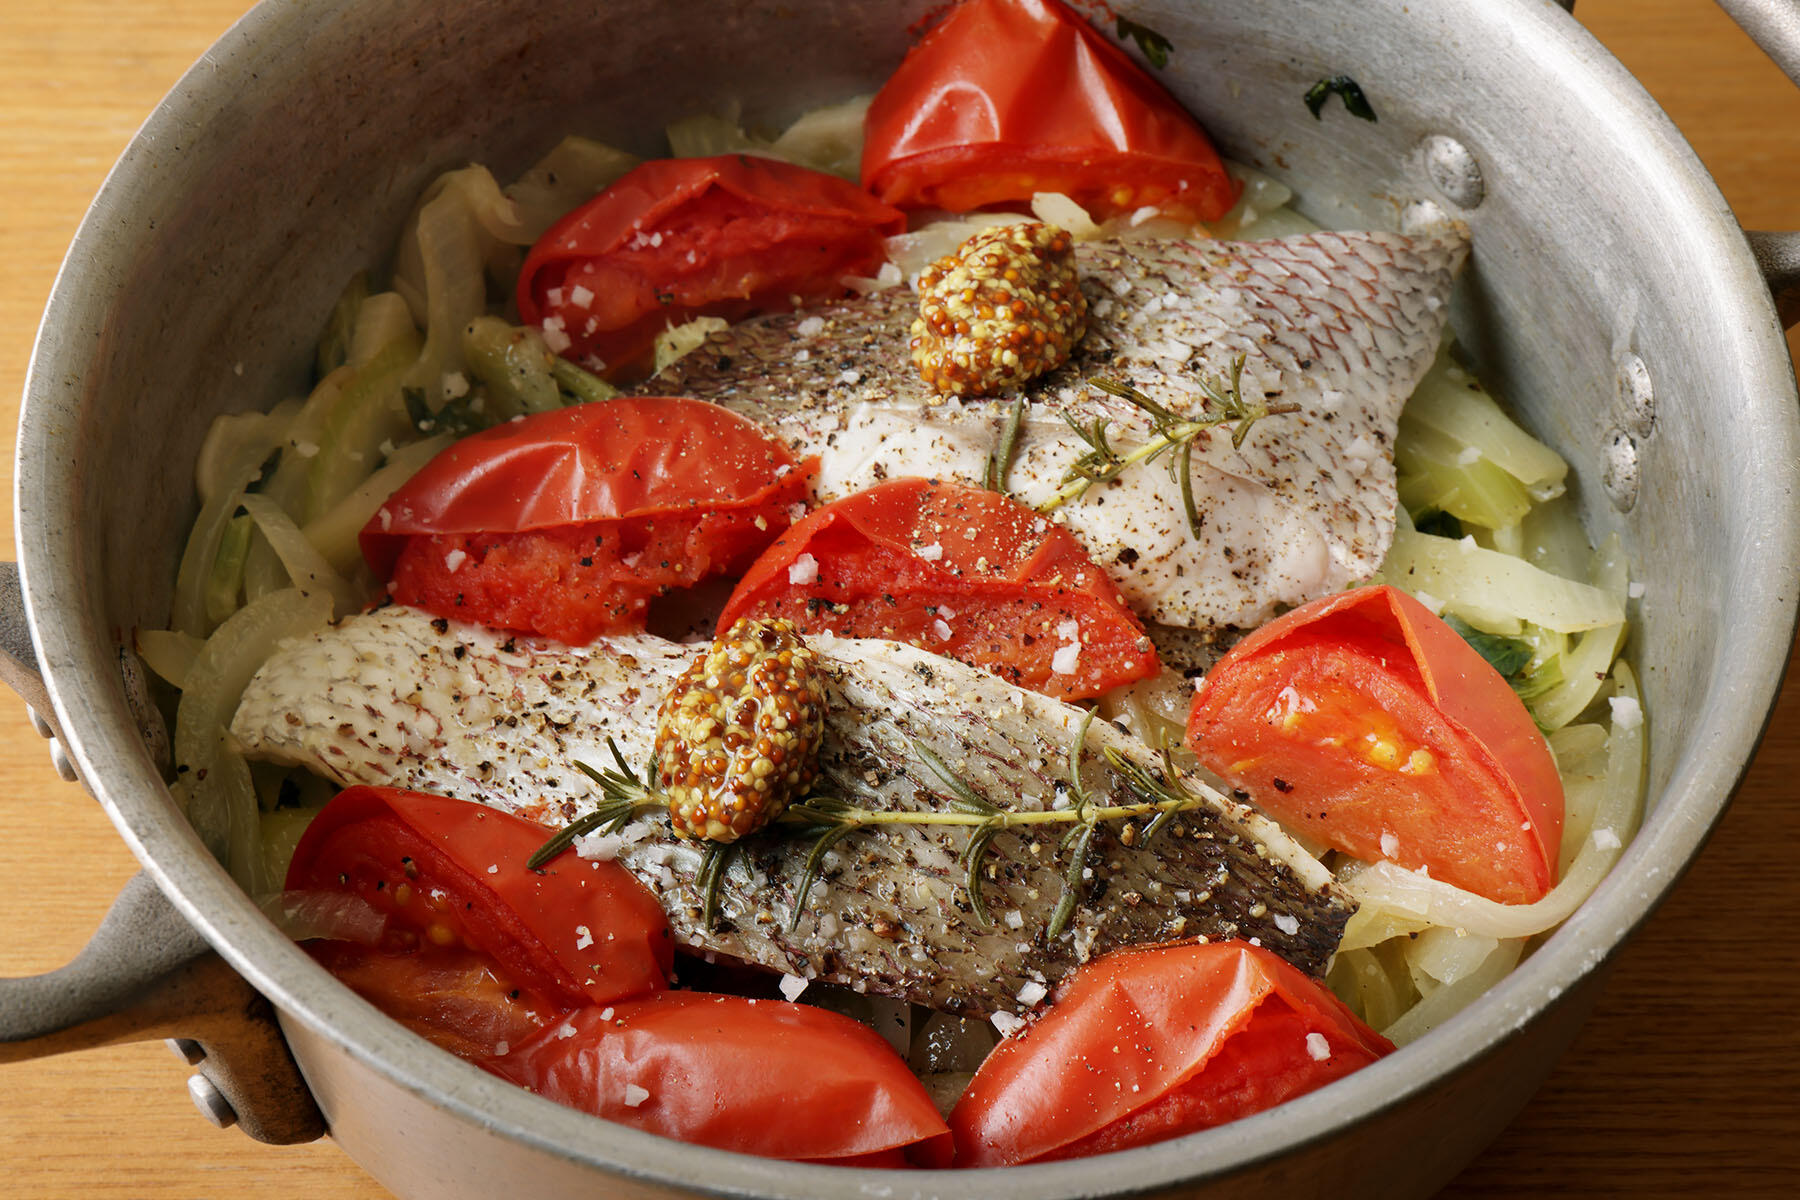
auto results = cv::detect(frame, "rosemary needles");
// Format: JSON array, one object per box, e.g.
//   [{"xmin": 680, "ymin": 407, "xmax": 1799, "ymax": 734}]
[{"xmin": 1036, "ymin": 355, "xmax": 1301, "ymax": 536}]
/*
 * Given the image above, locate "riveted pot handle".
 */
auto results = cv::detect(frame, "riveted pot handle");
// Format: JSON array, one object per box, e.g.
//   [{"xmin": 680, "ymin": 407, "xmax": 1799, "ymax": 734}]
[{"xmin": 0, "ymin": 871, "xmax": 325, "ymax": 1144}]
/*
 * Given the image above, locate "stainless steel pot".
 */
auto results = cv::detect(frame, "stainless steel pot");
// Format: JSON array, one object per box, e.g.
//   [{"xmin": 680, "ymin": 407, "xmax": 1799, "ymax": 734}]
[{"xmin": 7, "ymin": 0, "xmax": 1800, "ymax": 1195}]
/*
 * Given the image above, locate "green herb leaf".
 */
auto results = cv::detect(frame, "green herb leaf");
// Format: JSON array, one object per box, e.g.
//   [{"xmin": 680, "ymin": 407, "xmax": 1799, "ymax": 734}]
[
  {"xmin": 1304, "ymin": 75, "xmax": 1378, "ymax": 122},
  {"xmin": 914, "ymin": 740, "xmax": 1000, "ymax": 816},
  {"xmin": 1443, "ymin": 613, "xmax": 1535, "ymax": 679},
  {"xmin": 960, "ymin": 821, "xmax": 1001, "ymax": 929},
  {"xmin": 1047, "ymin": 820, "xmax": 1097, "ymax": 940},
  {"xmin": 1115, "ymin": 16, "xmax": 1174, "ymax": 68},
  {"xmin": 985, "ymin": 396, "xmax": 1028, "ymax": 493},
  {"xmin": 696, "ymin": 841, "xmax": 740, "ymax": 930},
  {"xmin": 788, "ymin": 822, "xmax": 861, "ymax": 932}
]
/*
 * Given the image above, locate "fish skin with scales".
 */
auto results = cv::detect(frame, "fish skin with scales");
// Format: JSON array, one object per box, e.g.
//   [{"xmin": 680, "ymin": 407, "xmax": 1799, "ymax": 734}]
[
  {"xmin": 231, "ymin": 605, "xmax": 1354, "ymax": 1017},
  {"xmin": 648, "ymin": 228, "xmax": 1469, "ymax": 632}
]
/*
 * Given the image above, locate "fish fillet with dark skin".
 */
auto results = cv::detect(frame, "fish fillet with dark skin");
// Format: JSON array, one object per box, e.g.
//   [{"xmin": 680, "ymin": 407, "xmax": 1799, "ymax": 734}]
[{"xmin": 232, "ymin": 606, "xmax": 1355, "ymax": 1017}]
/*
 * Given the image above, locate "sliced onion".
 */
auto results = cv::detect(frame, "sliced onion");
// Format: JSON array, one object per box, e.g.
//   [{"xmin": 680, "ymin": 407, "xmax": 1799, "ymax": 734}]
[{"xmin": 238, "ymin": 494, "xmax": 360, "ymax": 618}]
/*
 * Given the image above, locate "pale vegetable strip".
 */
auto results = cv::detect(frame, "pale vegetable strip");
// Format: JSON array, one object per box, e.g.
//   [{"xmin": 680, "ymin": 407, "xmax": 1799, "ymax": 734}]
[
  {"xmin": 171, "ymin": 407, "xmax": 294, "ymax": 636},
  {"xmin": 237, "ymin": 494, "xmax": 360, "ymax": 618},
  {"xmin": 1382, "ymin": 937, "xmax": 1525, "ymax": 1046},
  {"xmin": 135, "ymin": 628, "xmax": 204, "ymax": 689},
  {"xmin": 175, "ymin": 588, "xmax": 331, "ymax": 889},
  {"xmin": 505, "ymin": 136, "xmax": 640, "ymax": 242},
  {"xmin": 301, "ymin": 433, "xmax": 452, "ymax": 576},
  {"xmin": 1380, "ymin": 524, "xmax": 1625, "ymax": 634},
  {"xmin": 1401, "ymin": 361, "xmax": 1569, "ymax": 492}
]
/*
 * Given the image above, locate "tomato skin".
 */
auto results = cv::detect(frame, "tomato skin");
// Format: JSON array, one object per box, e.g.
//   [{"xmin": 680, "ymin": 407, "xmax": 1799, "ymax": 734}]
[
  {"xmin": 484, "ymin": 992, "xmax": 952, "ymax": 1164},
  {"xmin": 861, "ymin": 0, "xmax": 1238, "ymax": 222},
  {"xmin": 940, "ymin": 940, "xmax": 1390, "ymax": 1167},
  {"xmin": 362, "ymin": 398, "xmax": 815, "ymax": 642},
  {"xmin": 517, "ymin": 155, "xmax": 905, "ymax": 373},
  {"xmin": 1186, "ymin": 585, "xmax": 1565, "ymax": 904},
  {"xmin": 286, "ymin": 788, "xmax": 674, "ymax": 1016},
  {"xmin": 715, "ymin": 477, "xmax": 1159, "ymax": 700}
]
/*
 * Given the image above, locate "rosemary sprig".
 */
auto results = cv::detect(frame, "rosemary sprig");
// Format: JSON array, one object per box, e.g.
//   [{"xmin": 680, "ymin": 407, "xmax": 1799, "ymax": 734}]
[
  {"xmin": 984, "ymin": 395, "xmax": 1028, "ymax": 493},
  {"xmin": 525, "ymin": 737, "xmax": 666, "ymax": 869},
  {"xmin": 533, "ymin": 726, "xmax": 1223, "ymax": 940},
  {"xmin": 1036, "ymin": 356, "xmax": 1301, "ymax": 532}
]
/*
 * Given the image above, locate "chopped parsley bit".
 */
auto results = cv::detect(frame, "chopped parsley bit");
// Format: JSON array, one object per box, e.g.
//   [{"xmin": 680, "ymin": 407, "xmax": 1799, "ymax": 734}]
[{"xmin": 1304, "ymin": 75, "xmax": 1379, "ymax": 122}]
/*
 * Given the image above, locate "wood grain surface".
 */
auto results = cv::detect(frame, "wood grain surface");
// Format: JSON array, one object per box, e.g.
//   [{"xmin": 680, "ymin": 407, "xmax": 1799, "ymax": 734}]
[{"xmin": 2, "ymin": 2, "xmax": 1797, "ymax": 1196}]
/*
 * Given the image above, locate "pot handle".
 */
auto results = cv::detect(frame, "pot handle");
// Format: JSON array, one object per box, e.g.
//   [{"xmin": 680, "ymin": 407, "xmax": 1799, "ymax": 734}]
[
  {"xmin": 0, "ymin": 871, "xmax": 326, "ymax": 1143},
  {"xmin": 0, "ymin": 561, "xmax": 324, "ymax": 1143},
  {"xmin": 1711, "ymin": 0, "xmax": 1800, "ymax": 327}
]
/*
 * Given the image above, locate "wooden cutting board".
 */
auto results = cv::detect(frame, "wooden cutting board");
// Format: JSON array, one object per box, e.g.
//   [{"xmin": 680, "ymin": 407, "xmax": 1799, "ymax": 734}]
[{"xmin": 1, "ymin": 1, "xmax": 1796, "ymax": 1195}]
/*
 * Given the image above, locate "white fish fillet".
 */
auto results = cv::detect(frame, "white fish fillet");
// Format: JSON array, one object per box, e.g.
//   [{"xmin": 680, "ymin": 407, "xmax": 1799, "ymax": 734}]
[
  {"xmin": 232, "ymin": 606, "xmax": 1354, "ymax": 1015},
  {"xmin": 651, "ymin": 229, "xmax": 1468, "ymax": 631}
]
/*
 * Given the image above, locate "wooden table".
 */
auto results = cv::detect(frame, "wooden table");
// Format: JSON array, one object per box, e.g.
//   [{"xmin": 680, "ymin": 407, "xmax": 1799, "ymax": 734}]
[{"xmin": 2, "ymin": 2, "xmax": 1797, "ymax": 1195}]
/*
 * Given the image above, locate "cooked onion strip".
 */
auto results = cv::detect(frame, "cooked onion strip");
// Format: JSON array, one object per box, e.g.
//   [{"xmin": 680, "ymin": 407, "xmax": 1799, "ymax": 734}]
[
  {"xmin": 237, "ymin": 494, "xmax": 360, "ymax": 618},
  {"xmin": 301, "ymin": 433, "xmax": 451, "ymax": 576},
  {"xmin": 175, "ymin": 588, "xmax": 331, "ymax": 889}
]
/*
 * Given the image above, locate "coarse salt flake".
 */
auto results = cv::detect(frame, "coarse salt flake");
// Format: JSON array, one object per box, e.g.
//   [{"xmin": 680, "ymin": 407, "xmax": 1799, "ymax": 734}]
[
  {"xmin": 787, "ymin": 552, "xmax": 820, "ymax": 586},
  {"xmin": 1609, "ymin": 695, "xmax": 1644, "ymax": 730},
  {"xmin": 1379, "ymin": 831, "xmax": 1400, "ymax": 859},
  {"xmin": 933, "ymin": 618, "xmax": 953, "ymax": 642},
  {"xmin": 916, "ymin": 542, "xmax": 944, "ymax": 561},
  {"xmin": 796, "ymin": 315, "xmax": 826, "ymax": 337},
  {"xmin": 990, "ymin": 1011, "xmax": 1026, "ymax": 1037},
  {"xmin": 1051, "ymin": 641, "xmax": 1081, "ymax": 675},
  {"xmin": 1017, "ymin": 981, "xmax": 1048, "ymax": 1006},
  {"xmin": 556, "ymin": 1022, "xmax": 578, "ymax": 1040},
  {"xmin": 443, "ymin": 548, "xmax": 468, "ymax": 573},
  {"xmin": 1456, "ymin": 445, "xmax": 1482, "ymax": 465},
  {"xmin": 1273, "ymin": 912, "xmax": 1299, "ymax": 936},
  {"xmin": 1004, "ymin": 909, "xmax": 1025, "ymax": 930},
  {"xmin": 494, "ymin": 1041, "xmax": 509, "ymax": 1056},
  {"xmin": 574, "ymin": 925, "xmax": 594, "ymax": 950},
  {"xmin": 486, "ymin": 864, "xmax": 498, "ymax": 875},
  {"xmin": 1592, "ymin": 827, "xmax": 1622, "ymax": 851},
  {"xmin": 779, "ymin": 974, "xmax": 809, "ymax": 1002},
  {"xmin": 1305, "ymin": 1032, "xmax": 1331, "ymax": 1062},
  {"xmin": 600, "ymin": 1007, "xmax": 614, "ymax": 1021},
  {"xmin": 837, "ymin": 369, "xmax": 862, "ymax": 385},
  {"xmin": 569, "ymin": 284, "xmax": 594, "ymax": 308},
  {"xmin": 622, "ymin": 1084, "xmax": 650, "ymax": 1108},
  {"xmin": 1628, "ymin": 580, "xmax": 1646, "ymax": 599}
]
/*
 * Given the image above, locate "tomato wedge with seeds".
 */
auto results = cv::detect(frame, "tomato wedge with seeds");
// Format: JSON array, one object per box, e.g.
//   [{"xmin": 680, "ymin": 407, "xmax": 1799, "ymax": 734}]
[
  {"xmin": 362, "ymin": 398, "xmax": 815, "ymax": 644},
  {"xmin": 1186, "ymin": 585, "xmax": 1565, "ymax": 904},
  {"xmin": 861, "ymin": 0, "xmax": 1239, "ymax": 222},
  {"xmin": 285, "ymin": 787, "xmax": 673, "ymax": 1056},
  {"xmin": 484, "ymin": 992, "xmax": 952, "ymax": 1164},
  {"xmin": 715, "ymin": 478, "xmax": 1160, "ymax": 700},
  {"xmin": 517, "ymin": 154, "xmax": 905, "ymax": 376},
  {"xmin": 939, "ymin": 940, "xmax": 1390, "ymax": 1167}
]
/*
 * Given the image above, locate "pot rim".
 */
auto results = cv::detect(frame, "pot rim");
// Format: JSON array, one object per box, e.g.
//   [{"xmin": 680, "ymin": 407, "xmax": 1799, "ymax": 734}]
[{"xmin": 16, "ymin": 0, "xmax": 1800, "ymax": 1195}]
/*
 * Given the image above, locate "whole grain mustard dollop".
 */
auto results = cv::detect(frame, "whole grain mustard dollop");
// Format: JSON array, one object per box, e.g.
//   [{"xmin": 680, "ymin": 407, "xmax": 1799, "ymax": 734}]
[
  {"xmin": 910, "ymin": 222, "xmax": 1087, "ymax": 398},
  {"xmin": 654, "ymin": 618, "xmax": 828, "ymax": 842}
]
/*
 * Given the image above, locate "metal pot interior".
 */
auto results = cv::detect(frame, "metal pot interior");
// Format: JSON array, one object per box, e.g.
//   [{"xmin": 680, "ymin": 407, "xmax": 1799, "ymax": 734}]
[{"xmin": 17, "ymin": 0, "xmax": 1800, "ymax": 1195}]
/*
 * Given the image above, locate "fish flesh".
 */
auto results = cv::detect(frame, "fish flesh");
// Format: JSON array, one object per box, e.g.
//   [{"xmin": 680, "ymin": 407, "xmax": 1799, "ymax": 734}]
[
  {"xmin": 232, "ymin": 605, "xmax": 1354, "ymax": 1016},
  {"xmin": 648, "ymin": 229, "xmax": 1468, "ymax": 633}
]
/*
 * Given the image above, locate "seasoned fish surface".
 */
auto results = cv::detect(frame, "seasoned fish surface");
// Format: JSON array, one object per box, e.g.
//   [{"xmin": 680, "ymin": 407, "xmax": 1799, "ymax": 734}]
[
  {"xmin": 233, "ymin": 606, "xmax": 1354, "ymax": 1016},
  {"xmin": 651, "ymin": 230, "xmax": 1468, "ymax": 631}
]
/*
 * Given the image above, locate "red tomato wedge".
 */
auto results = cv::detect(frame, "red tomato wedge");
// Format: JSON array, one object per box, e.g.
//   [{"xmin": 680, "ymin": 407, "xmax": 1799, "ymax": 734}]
[
  {"xmin": 1186, "ymin": 585, "xmax": 1566, "ymax": 904},
  {"xmin": 286, "ymin": 787, "xmax": 673, "ymax": 1056},
  {"xmin": 517, "ymin": 154, "xmax": 905, "ymax": 375},
  {"xmin": 484, "ymin": 993, "xmax": 952, "ymax": 1164},
  {"xmin": 361, "ymin": 398, "xmax": 815, "ymax": 643},
  {"xmin": 861, "ymin": 0, "xmax": 1239, "ymax": 222},
  {"xmin": 715, "ymin": 478, "xmax": 1159, "ymax": 700},
  {"xmin": 940, "ymin": 940, "xmax": 1390, "ymax": 1166}
]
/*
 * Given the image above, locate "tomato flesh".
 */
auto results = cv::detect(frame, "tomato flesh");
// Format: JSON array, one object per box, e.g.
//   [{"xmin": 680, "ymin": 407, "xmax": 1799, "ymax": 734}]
[
  {"xmin": 1187, "ymin": 586, "xmax": 1564, "ymax": 904},
  {"xmin": 943, "ymin": 940, "xmax": 1390, "ymax": 1166},
  {"xmin": 518, "ymin": 156, "xmax": 904, "ymax": 374},
  {"xmin": 717, "ymin": 478, "xmax": 1159, "ymax": 700},
  {"xmin": 287, "ymin": 788, "xmax": 674, "ymax": 1012},
  {"xmin": 861, "ymin": 0, "xmax": 1238, "ymax": 222},
  {"xmin": 484, "ymin": 993, "xmax": 952, "ymax": 1163},
  {"xmin": 363, "ymin": 397, "xmax": 814, "ymax": 643},
  {"xmin": 388, "ymin": 470, "xmax": 808, "ymax": 644}
]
